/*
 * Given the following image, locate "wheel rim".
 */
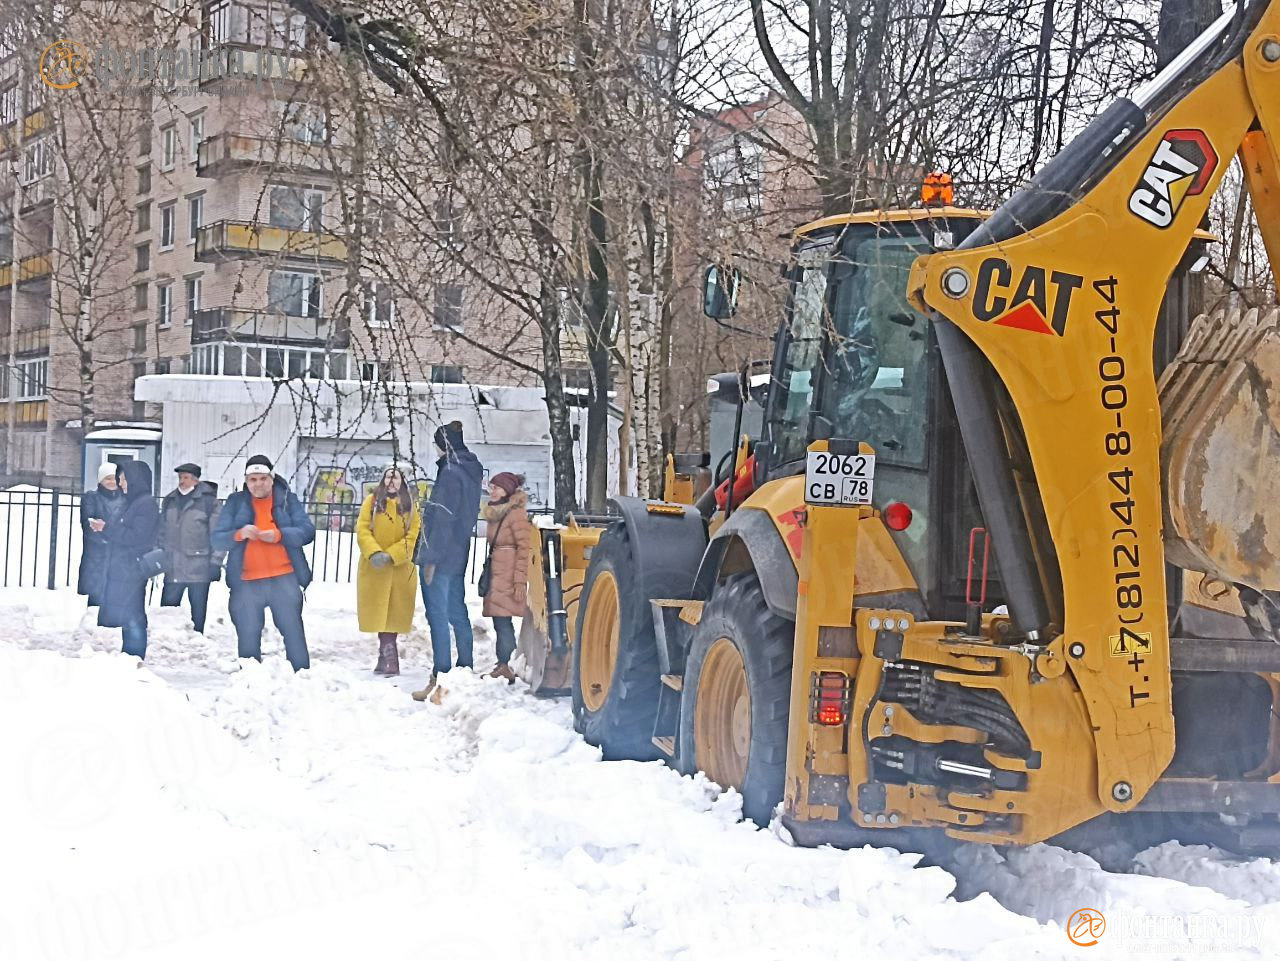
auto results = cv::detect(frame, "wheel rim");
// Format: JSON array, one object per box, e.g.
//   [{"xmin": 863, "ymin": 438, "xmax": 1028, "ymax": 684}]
[
  {"xmin": 580, "ymin": 570, "xmax": 620, "ymax": 713},
  {"xmin": 695, "ymin": 637, "xmax": 751, "ymax": 790}
]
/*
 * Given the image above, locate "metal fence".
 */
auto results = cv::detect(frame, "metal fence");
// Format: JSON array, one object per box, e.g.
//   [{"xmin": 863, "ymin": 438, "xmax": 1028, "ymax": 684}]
[{"xmin": 0, "ymin": 488, "xmax": 522, "ymax": 590}]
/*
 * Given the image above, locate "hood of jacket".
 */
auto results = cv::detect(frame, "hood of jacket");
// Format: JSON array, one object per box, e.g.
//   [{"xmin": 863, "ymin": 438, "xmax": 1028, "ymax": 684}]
[
  {"xmin": 484, "ymin": 488, "xmax": 528, "ymax": 522},
  {"xmin": 118, "ymin": 460, "xmax": 154, "ymax": 501}
]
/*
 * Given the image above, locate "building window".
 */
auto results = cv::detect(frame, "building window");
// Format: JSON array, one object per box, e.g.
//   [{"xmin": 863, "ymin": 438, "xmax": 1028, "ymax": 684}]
[
  {"xmin": 137, "ymin": 163, "xmax": 151, "ymax": 195},
  {"xmin": 433, "ymin": 283, "xmax": 463, "ymax": 330},
  {"xmin": 156, "ymin": 281, "xmax": 172, "ymax": 328},
  {"xmin": 160, "ymin": 124, "xmax": 176, "ymax": 170},
  {"xmin": 0, "ymin": 84, "xmax": 18, "ymax": 126},
  {"xmin": 189, "ymin": 112, "xmax": 204, "ymax": 161},
  {"xmin": 281, "ymin": 103, "xmax": 328, "ymax": 144},
  {"xmin": 366, "ymin": 280, "xmax": 396, "ymax": 328},
  {"xmin": 21, "ymin": 139, "xmax": 52, "ymax": 184},
  {"xmin": 269, "ymin": 185, "xmax": 324, "ymax": 232},
  {"xmin": 133, "ymin": 323, "xmax": 147, "ymax": 352},
  {"xmin": 134, "ymin": 284, "xmax": 148, "ymax": 311},
  {"xmin": 159, "ymin": 202, "xmax": 175, "ymax": 249},
  {"xmin": 705, "ymin": 137, "xmax": 764, "ymax": 214},
  {"xmin": 187, "ymin": 194, "xmax": 203, "ymax": 243},
  {"xmin": 360, "ymin": 360, "xmax": 381, "ymax": 382},
  {"xmin": 135, "ymin": 243, "xmax": 150, "ymax": 273},
  {"xmin": 136, "ymin": 202, "xmax": 151, "ymax": 233},
  {"xmin": 154, "ymin": 358, "xmax": 171, "ymax": 375},
  {"xmin": 16, "ymin": 357, "xmax": 49, "ymax": 399},
  {"xmin": 136, "ymin": 123, "xmax": 151, "ymax": 158},
  {"xmin": 430, "ymin": 364, "xmax": 464, "ymax": 385},
  {"xmin": 206, "ymin": 0, "xmax": 236, "ymax": 45},
  {"xmin": 432, "ymin": 192, "xmax": 458, "ymax": 245},
  {"xmin": 269, "ymin": 5, "xmax": 309, "ymax": 48},
  {"xmin": 562, "ymin": 366, "xmax": 594, "ymax": 391},
  {"xmin": 268, "ymin": 270, "xmax": 322, "ymax": 317},
  {"xmin": 185, "ymin": 276, "xmax": 201, "ymax": 322}
]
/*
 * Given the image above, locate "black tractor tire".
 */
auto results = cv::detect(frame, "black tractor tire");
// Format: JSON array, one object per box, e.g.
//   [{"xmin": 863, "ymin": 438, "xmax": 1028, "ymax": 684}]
[
  {"xmin": 571, "ymin": 526, "xmax": 661, "ymax": 760},
  {"xmin": 678, "ymin": 572, "xmax": 794, "ymax": 826}
]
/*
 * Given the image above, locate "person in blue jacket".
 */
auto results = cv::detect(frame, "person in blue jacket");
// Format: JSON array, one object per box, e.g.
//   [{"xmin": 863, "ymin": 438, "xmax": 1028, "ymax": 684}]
[
  {"xmin": 98, "ymin": 461, "xmax": 160, "ymax": 658},
  {"xmin": 412, "ymin": 421, "xmax": 484, "ymax": 701},
  {"xmin": 211, "ymin": 454, "xmax": 316, "ymax": 672}
]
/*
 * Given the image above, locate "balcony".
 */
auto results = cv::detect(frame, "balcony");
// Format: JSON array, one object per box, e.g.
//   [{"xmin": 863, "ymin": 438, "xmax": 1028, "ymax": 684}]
[
  {"xmin": 192, "ymin": 307, "xmax": 350, "ymax": 348},
  {"xmin": 198, "ymin": 43, "xmax": 309, "ymax": 88},
  {"xmin": 0, "ymin": 326, "xmax": 50, "ymax": 357},
  {"xmin": 0, "ymin": 253, "xmax": 53, "ymax": 288},
  {"xmin": 195, "ymin": 220, "xmax": 346, "ymax": 264},
  {"xmin": 19, "ymin": 177, "xmax": 52, "ymax": 213},
  {"xmin": 0, "ymin": 110, "xmax": 48, "ymax": 156},
  {"xmin": 197, "ymin": 133, "xmax": 337, "ymax": 178},
  {"xmin": 0, "ymin": 400, "xmax": 48, "ymax": 426}
]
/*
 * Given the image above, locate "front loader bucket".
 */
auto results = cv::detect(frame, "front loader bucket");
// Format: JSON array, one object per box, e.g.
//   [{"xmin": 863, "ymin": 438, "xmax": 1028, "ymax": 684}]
[
  {"xmin": 515, "ymin": 612, "xmax": 572, "ymax": 697},
  {"xmin": 1159, "ymin": 308, "xmax": 1280, "ymax": 591}
]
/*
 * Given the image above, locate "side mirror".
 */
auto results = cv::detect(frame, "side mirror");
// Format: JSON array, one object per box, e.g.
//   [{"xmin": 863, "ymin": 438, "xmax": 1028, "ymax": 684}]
[{"xmin": 702, "ymin": 264, "xmax": 740, "ymax": 320}]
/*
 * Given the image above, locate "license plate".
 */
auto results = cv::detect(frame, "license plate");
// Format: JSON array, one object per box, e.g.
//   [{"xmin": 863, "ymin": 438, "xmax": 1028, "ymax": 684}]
[{"xmin": 805, "ymin": 451, "xmax": 875, "ymax": 506}]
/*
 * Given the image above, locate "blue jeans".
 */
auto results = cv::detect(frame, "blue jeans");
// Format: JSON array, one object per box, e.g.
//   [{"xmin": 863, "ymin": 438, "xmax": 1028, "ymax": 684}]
[
  {"xmin": 493, "ymin": 616, "xmax": 516, "ymax": 665},
  {"xmin": 422, "ymin": 571, "xmax": 472, "ymax": 672},
  {"xmin": 229, "ymin": 573, "xmax": 310, "ymax": 672},
  {"xmin": 122, "ymin": 618, "xmax": 148, "ymax": 659}
]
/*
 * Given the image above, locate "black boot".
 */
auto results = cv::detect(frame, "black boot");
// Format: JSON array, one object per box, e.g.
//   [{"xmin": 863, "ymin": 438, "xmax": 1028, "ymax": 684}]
[{"xmin": 382, "ymin": 635, "xmax": 400, "ymax": 677}]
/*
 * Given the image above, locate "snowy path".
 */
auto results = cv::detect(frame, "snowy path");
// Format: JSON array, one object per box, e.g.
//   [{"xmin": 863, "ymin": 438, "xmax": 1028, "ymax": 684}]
[{"xmin": 2, "ymin": 584, "xmax": 1279, "ymax": 960}]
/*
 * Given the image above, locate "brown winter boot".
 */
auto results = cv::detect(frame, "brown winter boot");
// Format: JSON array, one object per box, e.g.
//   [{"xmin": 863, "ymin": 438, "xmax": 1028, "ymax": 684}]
[
  {"xmin": 412, "ymin": 671, "xmax": 439, "ymax": 702},
  {"xmin": 489, "ymin": 662, "xmax": 516, "ymax": 684},
  {"xmin": 373, "ymin": 641, "xmax": 389, "ymax": 674},
  {"xmin": 382, "ymin": 635, "xmax": 400, "ymax": 677}
]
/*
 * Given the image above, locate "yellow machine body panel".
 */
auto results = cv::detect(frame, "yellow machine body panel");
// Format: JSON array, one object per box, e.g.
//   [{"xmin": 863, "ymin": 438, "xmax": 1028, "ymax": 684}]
[{"xmin": 902, "ymin": 16, "xmax": 1280, "ymax": 825}]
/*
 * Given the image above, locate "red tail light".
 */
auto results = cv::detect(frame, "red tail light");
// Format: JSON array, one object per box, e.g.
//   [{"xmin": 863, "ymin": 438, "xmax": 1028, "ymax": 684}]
[
  {"xmin": 885, "ymin": 502, "xmax": 913, "ymax": 531},
  {"xmin": 810, "ymin": 671, "xmax": 850, "ymax": 726}
]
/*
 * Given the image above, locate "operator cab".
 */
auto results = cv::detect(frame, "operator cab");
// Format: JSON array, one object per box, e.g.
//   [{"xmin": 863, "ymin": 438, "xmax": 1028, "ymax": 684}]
[{"xmin": 758, "ymin": 207, "xmax": 1002, "ymax": 622}]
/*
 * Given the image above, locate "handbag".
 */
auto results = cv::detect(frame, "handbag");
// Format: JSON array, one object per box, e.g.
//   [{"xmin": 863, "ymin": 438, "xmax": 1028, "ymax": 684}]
[
  {"xmin": 137, "ymin": 548, "xmax": 167, "ymax": 579},
  {"xmin": 477, "ymin": 509, "xmax": 510, "ymax": 598}
]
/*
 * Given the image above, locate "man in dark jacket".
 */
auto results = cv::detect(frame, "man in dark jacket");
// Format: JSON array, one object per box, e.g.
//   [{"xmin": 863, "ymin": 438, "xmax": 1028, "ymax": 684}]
[
  {"xmin": 211, "ymin": 454, "xmax": 316, "ymax": 672},
  {"xmin": 78, "ymin": 462, "xmax": 125, "ymax": 606},
  {"xmin": 98, "ymin": 461, "xmax": 160, "ymax": 658},
  {"xmin": 159, "ymin": 462, "xmax": 224, "ymax": 634},
  {"xmin": 412, "ymin": 420, "xmax": 483, "ymax": 700}
]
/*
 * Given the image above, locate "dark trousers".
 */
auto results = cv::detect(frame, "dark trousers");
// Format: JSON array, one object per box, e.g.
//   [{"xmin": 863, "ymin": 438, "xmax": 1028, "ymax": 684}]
[
  {"xmin": 161, "ymin": 579, "xmax": 211, "ymax": 633},
  {"xmin": 493, "ymin": 616, "xmax": 516, "ymax": 665},
  {"xmin": 228, "ymin": 573, "xmax": 310, "ymax": 672},
  {"xmin": 422, "ymin": 571, "xmax": 473, "ymax": 672},
  {"xmin": 122, "ymin": 618, "xmax": 148, "ymax": 659}
]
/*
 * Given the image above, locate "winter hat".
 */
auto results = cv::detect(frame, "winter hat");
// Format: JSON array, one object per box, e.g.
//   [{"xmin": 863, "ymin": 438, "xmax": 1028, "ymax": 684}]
[
  {"xmin": 97, "ymin": 462, "xmax": 116, "ymax": 482},
  {"xmin": 245, "ymin": 454, "xmax": 274, "ymax": 477},
  {"xmin": 174, "ymin": 462, "xmax": 202, "ymax": 477},
  {"xmin": 489, "ymin": 472, "xmax": 524, "ymax": 497},
  {"xmin": 433, "ymin": 420, "xmax": 465, "ymax": 452}
]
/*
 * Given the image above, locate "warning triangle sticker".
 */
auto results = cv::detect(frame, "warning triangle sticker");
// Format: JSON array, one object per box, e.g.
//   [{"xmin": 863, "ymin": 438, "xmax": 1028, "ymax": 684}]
[{"xmin": 994, "ymin": 301, "xmax": 1055, "ymax": 335}]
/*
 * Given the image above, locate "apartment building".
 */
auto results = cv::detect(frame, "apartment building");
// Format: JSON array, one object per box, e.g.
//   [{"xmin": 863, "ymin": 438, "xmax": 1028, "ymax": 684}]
[
  {"xmin": 666, "ymin": 92, "xmax": 820, "ymax": 452},
  {"xmin": 0, "ymin": 0, "xmax": 542, "ymax": 488}
]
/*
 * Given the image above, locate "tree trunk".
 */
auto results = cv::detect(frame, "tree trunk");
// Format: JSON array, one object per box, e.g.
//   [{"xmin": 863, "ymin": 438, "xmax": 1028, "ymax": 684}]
[{"xmin": 1157, "ymin": 0, "xmax": 1222, "ymax": 69}]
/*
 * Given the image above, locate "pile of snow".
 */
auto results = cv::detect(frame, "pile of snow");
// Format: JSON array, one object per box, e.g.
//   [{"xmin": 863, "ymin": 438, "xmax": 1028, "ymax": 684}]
[{"xmin": 2, "ymin": 582, "xmax": 1280, "ymax": 959}]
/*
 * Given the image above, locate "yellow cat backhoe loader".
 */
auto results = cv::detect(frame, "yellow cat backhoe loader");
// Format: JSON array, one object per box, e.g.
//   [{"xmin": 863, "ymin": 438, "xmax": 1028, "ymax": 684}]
[{"xmin": 520, "ymin": 0, "xmax": 1280, "ymax": 852}]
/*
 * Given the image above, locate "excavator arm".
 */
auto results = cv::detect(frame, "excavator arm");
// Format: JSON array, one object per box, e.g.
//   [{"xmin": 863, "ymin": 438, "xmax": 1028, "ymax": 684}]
[{"xmin": 908, "ymin": 1, "xmax": 1280, "ymax": 817}]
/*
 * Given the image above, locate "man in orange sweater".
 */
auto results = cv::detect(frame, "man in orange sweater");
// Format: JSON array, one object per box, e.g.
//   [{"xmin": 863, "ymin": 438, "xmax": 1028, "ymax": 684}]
[{"xmin": 211, "ymin": 454, "xmax": 316, "ymax": 671}]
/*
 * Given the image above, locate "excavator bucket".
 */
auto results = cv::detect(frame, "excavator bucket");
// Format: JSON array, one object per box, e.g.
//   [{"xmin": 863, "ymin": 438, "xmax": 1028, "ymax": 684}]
[
  {"xmin": 1160, "ymin": 308, "xmax": 1280, "ymax": 592},
  {"xmin": 515, "ymin": 521, "xmax": 601, "ymax": 696}
]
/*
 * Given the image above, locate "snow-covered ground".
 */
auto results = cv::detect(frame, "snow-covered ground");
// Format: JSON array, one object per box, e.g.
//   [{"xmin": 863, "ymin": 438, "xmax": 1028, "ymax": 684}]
[{"xmin": 3, "ymin": 582, "xmax": 1280, "ymax": 960}]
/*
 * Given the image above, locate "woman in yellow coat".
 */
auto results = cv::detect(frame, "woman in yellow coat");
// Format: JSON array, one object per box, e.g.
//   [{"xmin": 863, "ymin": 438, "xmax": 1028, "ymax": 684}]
[{"xmin": 356, "ymin": 466, "xmax": 421, "ymax": 676}]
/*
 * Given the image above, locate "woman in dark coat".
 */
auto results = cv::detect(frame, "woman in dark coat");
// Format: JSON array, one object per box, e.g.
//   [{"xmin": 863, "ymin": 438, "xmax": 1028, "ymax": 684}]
[
  {"xmin": 98, "ymin": 461, "xmax": 160, "ymax": 658},
  {"xmin": 78, "ymin": 462, "xmax": 125, "ymax": 606}
]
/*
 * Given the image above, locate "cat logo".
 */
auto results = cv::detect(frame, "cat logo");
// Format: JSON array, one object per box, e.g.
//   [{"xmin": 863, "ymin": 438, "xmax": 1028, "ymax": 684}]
[
  {"xmin": 1128, "ymin": 129, "xmax": 1218, "ymax": 229},
  {"xmin": 972, "ymin": 259, "xmax": 1083, "ymax": 336}
]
